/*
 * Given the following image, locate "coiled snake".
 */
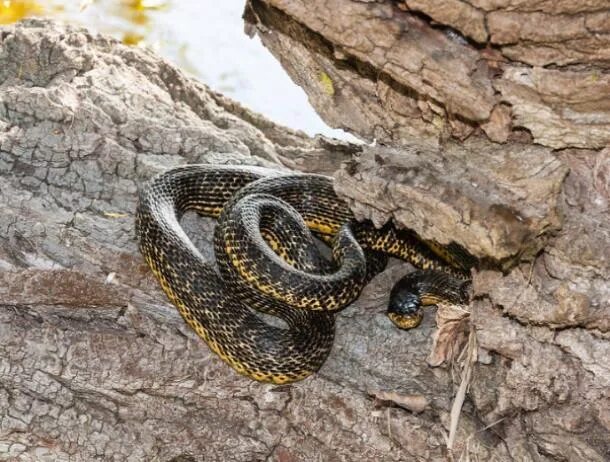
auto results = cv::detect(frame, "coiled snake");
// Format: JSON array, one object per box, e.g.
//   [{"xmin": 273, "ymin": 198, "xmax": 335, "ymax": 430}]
[{"xmin": 136, "ymin": 164, "xmax": 473, "ymax": 384}]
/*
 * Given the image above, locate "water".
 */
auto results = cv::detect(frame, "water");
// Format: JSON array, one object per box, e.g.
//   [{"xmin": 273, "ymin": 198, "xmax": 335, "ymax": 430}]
[{"xmin": 0, "ymin": 0, "xmax": 358, "ymax": 141}]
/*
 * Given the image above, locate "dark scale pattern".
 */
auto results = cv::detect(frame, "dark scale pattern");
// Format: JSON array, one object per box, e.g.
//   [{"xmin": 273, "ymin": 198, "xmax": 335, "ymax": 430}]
[
  {"xmin": 216, "ymin": 194, "xmax": 368, "ymax": 311},
  {"xmin": 135, "ymin": 165, "xmax": 475, "ymax": 383}
]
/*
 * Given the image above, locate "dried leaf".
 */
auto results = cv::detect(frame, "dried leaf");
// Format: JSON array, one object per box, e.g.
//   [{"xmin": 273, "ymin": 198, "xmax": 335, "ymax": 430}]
[
  {"xmin": 447, "ymin": 330, "xmax": 478, "ymax": 452},
  {"xmin": 368, "ymin": 390, "xmax": 429, "ymax": 414},
  {"xmin": 427, "ymin": 302, "xmax": 470, "ymax": 367}
]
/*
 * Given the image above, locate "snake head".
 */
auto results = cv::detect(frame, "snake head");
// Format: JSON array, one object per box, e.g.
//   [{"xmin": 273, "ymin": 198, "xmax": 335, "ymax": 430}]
[{"xmin": 386, "ymin": 286, "xmax": 423, "ymax": 330}]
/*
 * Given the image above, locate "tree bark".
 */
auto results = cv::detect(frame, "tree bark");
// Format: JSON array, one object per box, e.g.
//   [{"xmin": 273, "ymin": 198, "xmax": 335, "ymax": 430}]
[
  {"xmin": 243, "ymin": 1, "xmax": 610, "ymax": 460},
  {"xmin": 0, "ymin": 9, "xmax": 608, "ymax": 462}
]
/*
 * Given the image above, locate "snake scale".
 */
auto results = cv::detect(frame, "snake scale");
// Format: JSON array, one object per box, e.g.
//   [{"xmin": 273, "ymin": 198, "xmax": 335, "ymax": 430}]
[{"xmin": 135, "ymin": 164, "xmax": 473, "ymax": 384}]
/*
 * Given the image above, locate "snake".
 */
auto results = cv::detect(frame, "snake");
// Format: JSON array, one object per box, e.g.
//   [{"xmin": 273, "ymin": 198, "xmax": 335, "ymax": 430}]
[{"xmin": 135, "ymin": 164, "xmax": 474, "ymax": 384}]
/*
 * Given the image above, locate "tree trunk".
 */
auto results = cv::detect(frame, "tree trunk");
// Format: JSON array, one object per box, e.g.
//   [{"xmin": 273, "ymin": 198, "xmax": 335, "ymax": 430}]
[{"xmin": 0, "ymin": 9, "xmax": 608, "ymax": 462}]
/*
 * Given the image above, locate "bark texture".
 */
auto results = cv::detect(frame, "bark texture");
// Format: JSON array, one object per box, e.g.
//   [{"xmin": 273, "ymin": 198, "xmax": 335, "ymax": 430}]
[
  {"xmin": 242, "ymin": 1, "xmax": 610, "ymax": 460},
  {"xmin": 0, "ymin": 13, "xmax": 608, "ymax": 462},
  {"xmin": 244, "ymin": 0, "xmax": 610, "ymax": 150}
]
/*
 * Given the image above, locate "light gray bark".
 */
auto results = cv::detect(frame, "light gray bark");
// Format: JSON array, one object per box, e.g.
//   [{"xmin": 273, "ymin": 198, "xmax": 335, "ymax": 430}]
[{"xmin": 0, "ymin": 13, "xmax": 608, "ymax": 462}]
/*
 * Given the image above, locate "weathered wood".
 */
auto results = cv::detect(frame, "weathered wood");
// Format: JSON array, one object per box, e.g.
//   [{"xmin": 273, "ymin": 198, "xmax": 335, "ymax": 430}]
[
  {"xmin": 244, "ymin": 1, "xmax": 610, "ymax": 460},
  {"xmin": 245, "ymin": 0, "xmax": 610, "ymax": 150},
  {"xmin": 1, "ymin": 9, "xmax": 609, "ymax": 461}
]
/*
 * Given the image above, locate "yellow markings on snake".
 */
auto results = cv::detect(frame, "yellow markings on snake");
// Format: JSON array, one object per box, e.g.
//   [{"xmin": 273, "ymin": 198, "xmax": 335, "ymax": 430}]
[
  {"xmin": 421, "ymin": 294, "xmax": 446, "ymax": 305},
  {"xmin": 388, "ymin": 312, "xmax": 424, "ymax": 330},
  {"xmin": 304, "ymin": 220, "xmax": 338, "ymax": 236},
  {"xmin": 136, "ymin": 165, "xmax": 472, "ymax": 384}
]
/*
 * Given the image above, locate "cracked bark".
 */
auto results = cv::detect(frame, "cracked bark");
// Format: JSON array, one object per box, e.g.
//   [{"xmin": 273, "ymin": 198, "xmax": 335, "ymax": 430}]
[
  {"xmin": 0, "ymin": 12, "xmax": 608, "ymax": 462},
  {"xmin": 245, "ymin": 0, "xmax": 610, "ymax": 149},
  {"xmin": 243, "ymin": 1, "xmax": 609, "ymax": 460}
]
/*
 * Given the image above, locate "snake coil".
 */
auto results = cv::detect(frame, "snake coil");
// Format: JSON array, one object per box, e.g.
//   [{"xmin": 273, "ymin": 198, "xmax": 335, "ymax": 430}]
[{"xmin": 136, "ymin": 164, "xmax": 472, "ymax": 384}]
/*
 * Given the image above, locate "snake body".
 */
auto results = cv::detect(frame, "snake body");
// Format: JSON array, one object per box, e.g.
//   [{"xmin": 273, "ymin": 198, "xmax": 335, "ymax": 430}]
[{"xmin": 136, "ymin": 164, "xmax": 472, "ymax": 383}]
